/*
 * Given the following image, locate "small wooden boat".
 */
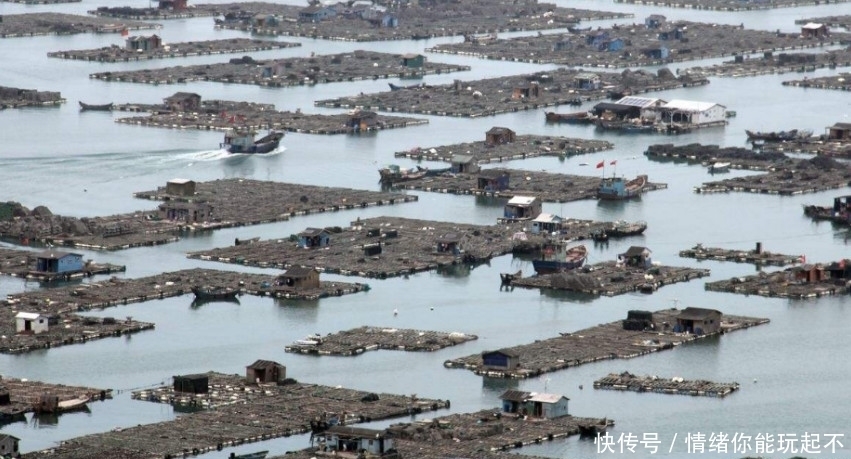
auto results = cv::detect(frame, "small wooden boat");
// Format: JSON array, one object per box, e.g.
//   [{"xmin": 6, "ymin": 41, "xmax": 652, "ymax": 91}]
[
  {"xmin": 57, "ymin": 395, "xmax": 91, "ymax": 412},
  {"xmin": 378, "ymin": 165, "xmax": 428, "ymax": 184},
  {"xmin": 79, "ymin": 101, "xmax": 113, "ymax": 111},
  {"xmin": 545, "ymin": 111, "xmax": 592, "ymax": 124},
  {"xmin": 608, "ymin": 220, "xmax": 647, "ymax": 237},
  {"xmin": 707, "ymin": 162, "xmax": 731, "ymax": 173},
  {"xmin": 191, "ymin": 285, "xmax": 239, "ymax": 302},
  {"xmin": 229, "ymin": 451, "xmax": 269, "ymax": 459},
  {"xmin": 597, "ymin": 175, "xmax": 647, "ymax": 200},
  {"xmin": 579, "ymin": 419, "xmax": 609, "ymax": 437},
  {"xmin": 388, "ymin": 82, "xmax": 424, "ymax": 91},
  {"xmin": 221, "ymin": 129, "xmax": 284, "ymax": 154}
]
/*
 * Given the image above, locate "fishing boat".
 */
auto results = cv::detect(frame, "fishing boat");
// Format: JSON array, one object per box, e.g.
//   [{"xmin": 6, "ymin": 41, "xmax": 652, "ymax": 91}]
[
  {"xmin": 803, "ymin": 195, "xmax": 851, "ymax": 224},
  {"xmin": 545, "ymin": 111, "xmax": 593, "ymax": 124},
  {"xmin": 291, "ymin": 333, "xmax": 324, "ymax": 346},
  {"xmin": 388, "ymin": 82, "xmax": 424, "ymax": 91},
  {"xmin": 35, "ymin": 394, "xmax": 91, "ymax": 413},
  {"xmin": 191, "ymin": 285, "xmax": 239, "ymax": 302},
  {"xmin": 707, "ymin": 162, "xmax": 731, "ymax": 173},
  {"xmin": 79, "ymin": 101, "xmax": 113, "ymax": 111},
  {"xmin": 229, "ymin": 451, "xmax": 269, "ymax": 459},
  {"xmin": 378, "ymin": 165, "xmax": 428, "ymax": 184},
  {"xmin": 532, "ymin": 242, "xmax": 587, "ymax": 275},
  {"xmin": 608, "ymin": 220, "xmax": 648, "ymax": 237},
  {"xmin": 221, "ymin": 129, "xmax": 284, "ymax": 154},
  {"xmin": 597, "ymin": 175, "xmax": 647, "ymax": 200}
]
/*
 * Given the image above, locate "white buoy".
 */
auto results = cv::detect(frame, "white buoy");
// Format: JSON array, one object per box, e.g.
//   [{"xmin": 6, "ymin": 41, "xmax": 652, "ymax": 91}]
[
  {"xmin": 753, "ymin": 378, "xmax": 758, "ymax": 383},
  {"xmin": 393, "ymin": 308, "xmax": 398, "ymax": 316}
]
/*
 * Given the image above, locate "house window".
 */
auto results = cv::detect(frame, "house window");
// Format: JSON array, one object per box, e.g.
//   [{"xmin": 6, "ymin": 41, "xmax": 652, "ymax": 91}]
[
  {"xmin": 39, "ymin": 319, "xmax": 44, "ymax": 324},
  {"xmin": 368, "ymin": 440, "xmax": 374, "ymax": 446}
]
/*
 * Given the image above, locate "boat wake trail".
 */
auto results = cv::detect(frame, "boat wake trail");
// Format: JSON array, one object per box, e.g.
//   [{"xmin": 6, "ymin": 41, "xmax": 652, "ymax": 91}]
[{"xmin": 179, "ymin": 147, "xmax": 287, "ymax": 164}]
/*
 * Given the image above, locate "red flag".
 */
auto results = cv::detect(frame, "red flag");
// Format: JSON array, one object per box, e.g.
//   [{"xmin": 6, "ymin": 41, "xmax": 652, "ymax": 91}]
[
  {"xmin": 799, "ymin": 254, "xmax": 807, "ymax": 264},
  {"xmin": 121, "ymin": 28, "xmax": 129, "ymax": 37},
  {"xmin": 596, "ymin": 161, "xmax": 605, "ymax": 169},
  {"xmin": 610, "ymin": 160, "xmax": 617, "ymax": 166}
]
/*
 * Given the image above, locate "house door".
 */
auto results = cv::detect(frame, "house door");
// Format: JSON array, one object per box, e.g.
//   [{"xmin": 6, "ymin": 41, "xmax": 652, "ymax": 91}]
[{"xmin": 24, "ymin": 320, "xmax": 32, "ymax": 331}]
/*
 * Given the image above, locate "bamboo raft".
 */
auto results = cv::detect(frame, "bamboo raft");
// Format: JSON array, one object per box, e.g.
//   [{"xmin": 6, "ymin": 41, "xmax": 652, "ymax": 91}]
[
  {"xmin": 0, "ymin": 377, "xmax": 110, "ymax": 421},
  {"xmin": 0, "ymin": 13, "xmax": 157, "ymax": 38},
  {"xmin": 614, "ymin": 0, "xmax": 849, "ymax": 11},
  {"xmin": 395, "ymin": 135, "xmax": 613, "ymax": 164},
  {"xmin": 284, "ymin": 326, "xmax": 477, "ymax": 356},
  {"xmin": 48, "ymin": 38, "xmax": 300, "ymax": 62},
  {"xmin": 705, "ymin": 268, "xmax": 851, "ymax": 299},
  {"xmin": 679, "ymin": 243, "xmax": 801, "ymax": 266},
  {"xmin": 694, "ymin": 156, "xmax": 851, "ymax": 195},
  {"xmin": 594, "ymin": 372, "xmax": 740, "ymax": 397}
]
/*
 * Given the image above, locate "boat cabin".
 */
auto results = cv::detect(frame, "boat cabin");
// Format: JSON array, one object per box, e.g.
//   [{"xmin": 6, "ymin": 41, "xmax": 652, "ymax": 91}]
[
  {"xmin": 35, "ymin": 250, "xmax": 83, "ymax": 273},
  {"xmin": 246, "ymin": 359, "xmax": 286, "ymax": 384},
  {"xmin": 15, "ymin": 312, "xmax": 49, "ymax": 334},
  {"xmin": 435, "ymin": 233, "xmax": 462, "ymax": 255},
  {"xmin": 502, "ymin": 196, "xmax": 542, "ymax": 222},
  {"xmin": 482, "ymin": 349, "xmax": 520, "ymax": 370},
  {"xmin": 165, "ymin": 178, "xmax": 196, "ymax": 196},
  {"xmin": 298, "ymin": 228, "xmax": 331, "ymax": 248},
  {"xmin": 451, "ymin": 154, "xmax": 479, "ymax": 174},
  {"xmin": 531, "ymin": 213, "xmax": 563, "ymax": 234},
  {"xmin": 477, "ymin": 170, "xmax": 510, "ymax": 191},
  {"xmin": 173, "ymin": 374, "xmax": 209, "ymax": 394},
  {"xmin": 320, "ymin": 426, "xmax": 395, "ymax": 456},
  {"xmin": 827, "ymin": 122, "xmax": 851, "ymax": 141},
  {"xmin": 619, "ymin": 246, "xmax": 652, "ymax": 268},
  {"xmin": 675, "ymin": 307, "xmax": 721, "ymax": 335},
  {"xmin": 158, "ymin": 201, "xmax": 213, "ymax": 223},
  {"xmin": 222, "ymin": 129, "xmax": 258, "ymax": 152},
  {"xmin": 0, "ymin": 434, "xmax": 19, "ymax": 459},
  {"xmin": 277, "ymin": 266, "xmax": 320, "ymax": 290},
  {"xmin": 163, "ymin": 92, "xmax": 201, "ymax": 113}
]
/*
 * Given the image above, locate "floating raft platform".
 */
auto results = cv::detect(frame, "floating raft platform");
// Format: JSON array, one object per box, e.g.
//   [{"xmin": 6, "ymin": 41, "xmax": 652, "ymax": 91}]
[
  {"xmin": 1, "ymin": 268, "xmax": 367, "ymax": 354},
  {"xmin": 0, "ymin": 247, "xmax": 125, "ymax": 281},
  {"xmin": 284, "ymin": 326, "xmax": 477, "ymax": 356},
  {"xmin": 0, "ymin": 377, "xmax": 110, "ymax": 421},
  {"xmin": 782, "ymin": 72, "xmax": 851, "ymax": 92},
  {"xmin": 694, "ymin": 156, "xmax": 851, "ymax": 195},
  {"xmin": 0, "ymin": 13, "xmax": 157, "ymax": 38},
  {"xmin": 115, "ymin": 100, "xmax": 428, "ymax": 135},
  {"xmin": 644, "ymin": 143, "xmax": 784, "ymax": 170},
  {"xmin": 679, "ymin": 244, "xmax": 800, "ymax": 266},
  {"xmin": 0, "ymin": 180, "xmax": 415, "ymax": 251},
  {"xmin": 316, "ymin": 67, "xmax": 708, "ymax": 118},
  {"xmin": 426, "ymin": 20, "xmax": 836, "ymax": 68},
  {"xmin": 393, "ymin": 168, "xmax": 667, "ymax": 203},
  {"xmin": 395, "ymin": 135, "xmax": 613, "ymax": 164},
  {"xmin": 48, "ymin": 38, "xmax": 300, "ymax": 62},
  {"xmin": 680, "ymin": 49, "xmax": 851, "ymax": 79},
  {"xmin": 613, "ymin": 0, "xmax": 849, "ymax": 11},
  {"xmin": 444, "ymin": 308, "xmax": 769, "ymax": 378},
  {"xmin": 705, "ymin": 267, "xmax": 850, "ymax": 299},
  {"xmin": 279, "ymin": 409, "xmax": 613, "ymax": 459},
  {"xmin": 508, "ymin": 261, "xmax": 709, "ymax": 297},
  {"xmin": 0, "ymin": 86, "xmax": 64, "ymax": 110},
  {"xmin": 88, "ymin": 4, "xmax": 223, "ymax": 20},
  {"xmin": 593, "ymin": 372, "xmax": 739, "ymax": 397},
  {"xmin": 90, "ymin": 50, "xmax": 469, "ymax": 87},
  {"xmin": 189, "ymin": 216, "xmax": 548, "ymax": 279},
  {"xmin": 213, "ymin": 2, "xmax": 631, "ymax": 42},
  {"xmin": 24, "ymin": 373, "xmax": 448, "ymax": 459},
  {"xmin": 795, "ymin": 15, "xmax": 851, "ymax": 28}
]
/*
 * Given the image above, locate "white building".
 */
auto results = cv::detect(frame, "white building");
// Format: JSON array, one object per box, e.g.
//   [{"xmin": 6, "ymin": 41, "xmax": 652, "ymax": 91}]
[
  {"xmin": 15, "ymin": 312, "xmax": 48, "ymax": 334},
  {"xmin": 614, "ymin": 96, "xmax": 667, "ymax": 121},
  {"xmin": 657, "ymin": 99, "xmax": 727, "ymax": 127}
]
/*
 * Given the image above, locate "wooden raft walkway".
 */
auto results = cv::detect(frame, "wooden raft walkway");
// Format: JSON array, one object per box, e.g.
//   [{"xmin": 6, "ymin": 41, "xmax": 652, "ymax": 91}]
[
  {"xmin": 22, "ymin": 374, "xmax": 449, "ymax": 459},
  {"xmin": 0, "ymin": 377, "xmax": 110, "ymax": 421},
  {"xmin": 90, "ymin": 50, "xmax": 469, "ymax": 86},
  {"xmin": 705, "ymin": 269, "xmax": 850, "ymax": 299},
  {"xmin": 0, "ymin": 13, "xmax": 157, "ymax": 38},
  {"xmin": 394, "ymin": 169, "xmax": 667, "ymax": 203},
  {"xmin": 508, "ymin": 261, "xmax": 710, "ymax": 297},
  {"xmin": 594, "ymin": 372, "xmax": 740, "ymax": 397},
  {"xmin": 284, "ymin": 326, "xmax": 477, "ymax": 356},
  {"xmin": 48, "ymin": 38, "xmax": 300, "ymax": 62},
  {"xmin": 613, "ymin": 0, "xmax": 849, "ymax": 10},
  {"xmin": 444, "ymin": 309, "xmax": 769, "ymax": 379},
  {"xmin": 695, "ymin": 157, "xmax": 851, "ymax": 195},
  {"xmin": 783, "ymin": 72, "xmax": 851, "ymax": 92},
  {"xmin": 315, "ymin": 67, "xmax": 707, "ymax": 118},
  {"xmin": 644, "ymin": 143, "xmax": 784, "ymax": 170},
  {"xmin": 395, "ymin": 136, "xmax": 613, "ymax": 163},
  {"xmin": 189, "ymin": 216, "xmax": 548, "ymax": 279},
  {"xmin": 679, "ymin": 244, "xmax": 800, "ymax": 266}
]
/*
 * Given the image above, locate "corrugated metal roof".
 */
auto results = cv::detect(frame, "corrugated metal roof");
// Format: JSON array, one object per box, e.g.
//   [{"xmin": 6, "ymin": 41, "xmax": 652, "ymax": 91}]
[
  {"xmin": 527, "ymin": 392, "xmax": 569, "ymax": 403},
  {"xmin": 533, "ymin": 213, "xmax": 560, "ymax": 223},
  {"xmin": 508, "ymin": 196, "xmax": 537, "ymax": 206},
  {"xmin": 677, "ymin": 307, "xmax": 722, "ymax": 320},
  {"xmin": 499, "ymin": 389, "xmax": 531, "ymax": 402},
  {"xmin": 802, "ymin": 22, "xmax": 825, "ymax": 29},
  {"xmin": 662, "ymin": 99, "xmax": 724, "ymax": 112},
  {"xmin": 615, "ymin": 96, "xmax": 665, "ymax": 108}
]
